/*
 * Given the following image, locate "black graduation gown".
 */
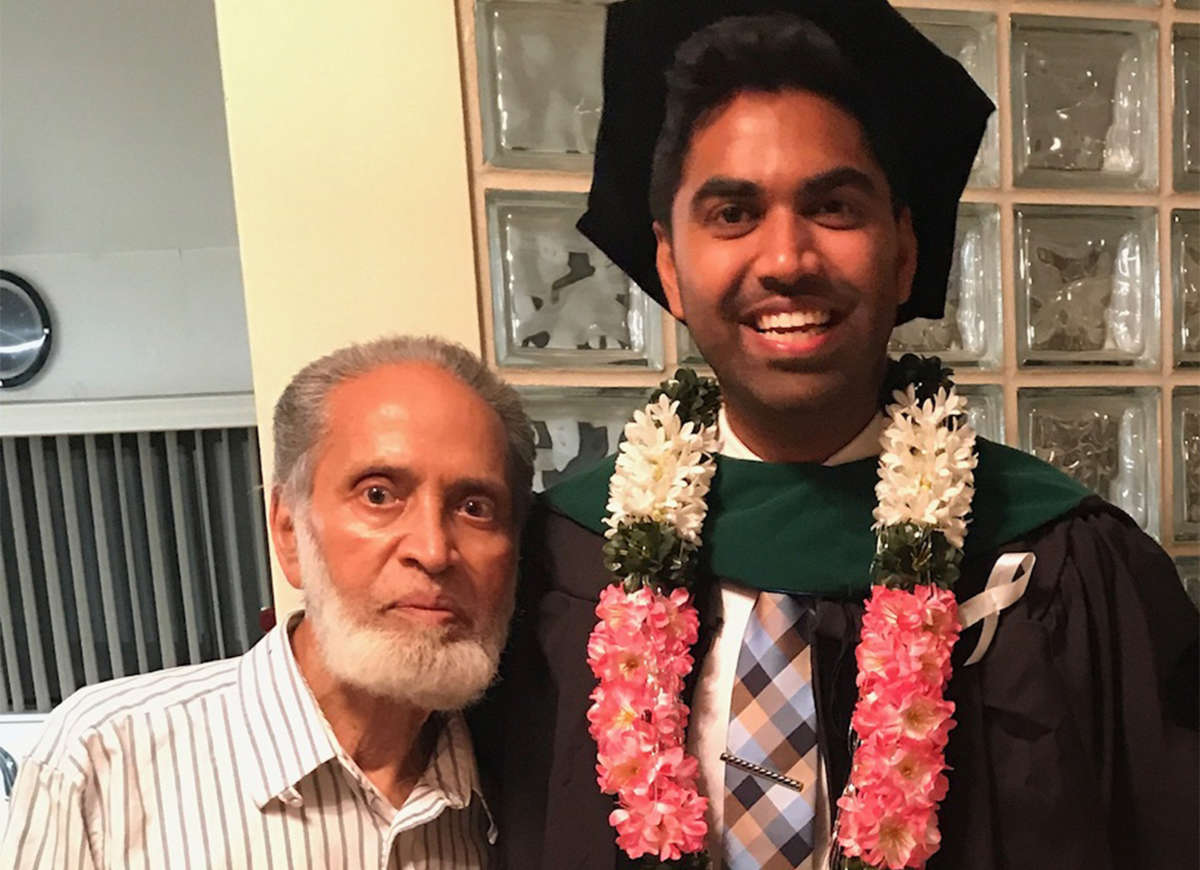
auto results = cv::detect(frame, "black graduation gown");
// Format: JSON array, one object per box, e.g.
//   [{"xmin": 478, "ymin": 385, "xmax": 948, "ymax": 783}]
[{"xmin": 470, "ymin": 495, "xmax": 1199, "ymax": 870}]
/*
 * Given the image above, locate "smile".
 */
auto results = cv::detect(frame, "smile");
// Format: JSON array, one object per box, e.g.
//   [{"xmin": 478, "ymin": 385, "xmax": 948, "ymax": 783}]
[
  {"xmin": 742, "ymin": 305, "xmax": 843, "ymax": 357},
  {"xmin": 752, "ymin": 309, "xmax": 833, "ymax": 336}
]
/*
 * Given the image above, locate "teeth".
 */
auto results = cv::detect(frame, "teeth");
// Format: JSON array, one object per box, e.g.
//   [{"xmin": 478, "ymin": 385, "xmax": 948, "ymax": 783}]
[{"xmin": 755, "ymin": 310, "xmax": 832, "ymax": 331}]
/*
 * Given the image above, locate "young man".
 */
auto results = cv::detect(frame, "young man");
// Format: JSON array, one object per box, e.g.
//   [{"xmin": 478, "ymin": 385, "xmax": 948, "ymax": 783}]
[
  {"xmin": 473, "ymin": 2, "xmax": 1199, "ymax": 868},
  {"xmin": 2, "ymin": 336, "xmax": 533, "ymax": 869}
]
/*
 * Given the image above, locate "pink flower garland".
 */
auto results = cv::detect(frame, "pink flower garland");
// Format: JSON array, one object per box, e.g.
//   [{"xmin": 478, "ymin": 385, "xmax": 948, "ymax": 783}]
[
  {"xmin": 835, "ymin": 585, "xmax": 961, "ymax": 869},
  {"xmin": 586, "ymin": 585, "xmax": 709, "ymax": 861}
]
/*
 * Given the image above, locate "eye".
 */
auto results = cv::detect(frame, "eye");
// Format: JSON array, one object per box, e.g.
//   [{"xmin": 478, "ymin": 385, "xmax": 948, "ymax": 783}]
[
  {"xmin": 704, "ymin": 201, "xmax": 760, "ymax": 238},
  {"xmin": 811, "ymin": 197, "xmax": 863, "ymax": 229},
  {"xmin": 363, "ymin": 484, "xmax": 396, "ymax": 506},
  {"xmin": 708, "ymin": 202, "xmax": 762, "ymax": 229},
  {"xmin": 716, "ymin": 204, "xmax": 750, "ymax": 224},
  {"xmin": 459, "ymin": 496, "xmax": 497, "ymax": 522}
]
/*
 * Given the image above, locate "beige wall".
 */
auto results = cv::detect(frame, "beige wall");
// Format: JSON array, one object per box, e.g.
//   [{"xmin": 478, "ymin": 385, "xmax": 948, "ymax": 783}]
[{"xmin": 213, "ymin": 1, "xmax": 480, "ymax": 612}]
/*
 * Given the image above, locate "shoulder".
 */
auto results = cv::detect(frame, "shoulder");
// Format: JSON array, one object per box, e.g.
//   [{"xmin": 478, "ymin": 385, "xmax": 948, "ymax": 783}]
[
  {"xmin": 1002, "ymin": 497, "xmax": 1195, "ymax": 695},
  {"xmin": 970, "ymin": 492, "xmax": 1182, "ymax": 613},
  {"xmin": 538, "ymin": 454, "xmax": 615, "ymax": 536},
  {"xmin": 973, "ymin": 438, "xmax": 1091, "ymax": 499},
  {"xmin": 1023, "ymin": 498, "xmax": 1194, "ymax": 630},
  {"xmin": 964, "ymin": 439, "xmax": 1093, "ymax": 558},
  {"xmin": 27, "ymin": 656, "xmax": 240, "ymax": 773},
  {"xmin": 520, "ymin": 494, "xmax": 611, "ymax": 603},
  {"xmin": 1021, "ymin": 495, "xmax": 1176, "ymax": 584}
]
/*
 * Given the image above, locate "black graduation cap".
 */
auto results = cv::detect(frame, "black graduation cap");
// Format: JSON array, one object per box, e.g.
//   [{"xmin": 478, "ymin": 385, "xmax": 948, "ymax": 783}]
[{"xmin": 576, "ymin": 0, "xmax": 996, "ymax": 323}]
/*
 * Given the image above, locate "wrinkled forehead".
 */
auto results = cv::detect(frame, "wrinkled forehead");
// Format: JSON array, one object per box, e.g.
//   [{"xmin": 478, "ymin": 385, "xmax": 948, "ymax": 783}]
[{"xmin": 315, "ymin": 364, "xmax": 510, "ymax": 482}]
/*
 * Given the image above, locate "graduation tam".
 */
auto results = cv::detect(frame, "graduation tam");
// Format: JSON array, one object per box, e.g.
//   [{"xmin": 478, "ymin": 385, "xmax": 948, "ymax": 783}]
[{"xmin": 575, "ymin": 0, "xmax": 996, "ymax": 323}]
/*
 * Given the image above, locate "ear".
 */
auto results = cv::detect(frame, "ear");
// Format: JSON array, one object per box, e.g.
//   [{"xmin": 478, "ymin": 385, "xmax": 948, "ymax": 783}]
[
  {"xmin": 894, "ymin": 206, "xmax": 918, "ymax": 307},
  {"xmin": 654, "ymin": 221, "xmax": 687, "ymax": 321},
  {"xmin": 269, "ymin": 488, "xmax": 304, "ymax": 592}
]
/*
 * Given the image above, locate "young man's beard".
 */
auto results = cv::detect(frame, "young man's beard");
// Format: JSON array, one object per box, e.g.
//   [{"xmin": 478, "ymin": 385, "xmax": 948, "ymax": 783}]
[{"xmin": 295, "ymin": 520, "xmax": 514, "ymax": 711}]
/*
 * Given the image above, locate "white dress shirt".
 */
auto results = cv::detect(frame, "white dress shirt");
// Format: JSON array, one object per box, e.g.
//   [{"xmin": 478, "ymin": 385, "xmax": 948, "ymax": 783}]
[
  {"xmin": 0, "ymin": 612, "xmax": 496, "ymax": 870},
  {"xmin": 686, "ymin": 409, "xmax": 886, "ymax": 867}
]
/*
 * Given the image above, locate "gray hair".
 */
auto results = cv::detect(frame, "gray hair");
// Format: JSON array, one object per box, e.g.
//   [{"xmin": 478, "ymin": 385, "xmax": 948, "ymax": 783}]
[{"xmin": 272, "ymin": 335, "xmax": 535, "ymax": 524}]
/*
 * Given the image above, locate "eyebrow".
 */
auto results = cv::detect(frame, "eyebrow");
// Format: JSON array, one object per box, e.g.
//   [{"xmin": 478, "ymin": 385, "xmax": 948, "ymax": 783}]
[
  {"xmin": 690, "ymin": 166, "xmax": 881, "ymax": 211},
  {"xmin": 801, "ymin": 166, "xmax": 880, "ymax": 199},
  {"xmin": 350, "ymin": 460, "xmax": 415, "ymax": 489},
  {"xmin": 445, "ymin": 476, "xmax": 510, "ymax": 506},
  {"xmin": 691, "ymin": 176, "xmax": 760, "ymax": 209},
  {"xmin": 353, "ymin": 464, "xmax": 417, "ymax": 488}
]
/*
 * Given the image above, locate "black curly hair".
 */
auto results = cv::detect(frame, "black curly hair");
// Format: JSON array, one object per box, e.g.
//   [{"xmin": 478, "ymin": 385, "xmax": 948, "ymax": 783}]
[{"xmin": 647, "ymin": 13, "xmax": 906, "ymax": 232}]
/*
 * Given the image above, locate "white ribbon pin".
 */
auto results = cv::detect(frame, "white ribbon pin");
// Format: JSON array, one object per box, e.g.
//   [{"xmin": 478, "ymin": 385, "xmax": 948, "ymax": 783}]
[{"xmin": 957, "ymin": 552, "xmax": 1037, "ymax": 666}]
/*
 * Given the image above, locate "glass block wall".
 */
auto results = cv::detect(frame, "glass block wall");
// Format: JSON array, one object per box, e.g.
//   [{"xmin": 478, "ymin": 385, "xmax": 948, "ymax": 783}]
[{"xmin": 457, "ymin": 0, "xmax": 1200, "ymax": 566}]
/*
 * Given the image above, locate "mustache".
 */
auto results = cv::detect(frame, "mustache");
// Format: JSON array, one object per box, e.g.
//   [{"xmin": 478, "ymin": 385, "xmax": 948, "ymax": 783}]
[
  {"xmin": 294, "ymin": 519, "xmax": 515, "ymax": 644},
  {"xmin": 717, "ymin": 274, "xmax": 851, "ymax": 321},
  {"xmin": 379, "ymin": 595, "xmax": 471, "ymax": 627}
]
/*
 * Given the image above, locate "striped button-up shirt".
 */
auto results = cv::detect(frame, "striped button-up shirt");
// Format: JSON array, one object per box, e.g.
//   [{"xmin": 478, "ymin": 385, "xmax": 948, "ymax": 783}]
[{"xmin": 0, "ymin": 613, "xmax": 497, "ymax": 869}]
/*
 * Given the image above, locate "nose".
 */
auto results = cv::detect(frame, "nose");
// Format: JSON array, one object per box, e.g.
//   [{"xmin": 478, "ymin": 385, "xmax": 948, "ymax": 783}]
[
  {"xmin": 395, "ymin": 491, "xmax": 453, "ymax": 576},
  {"xmin": 755, "ymin": 207, "xmax": 821, "ymax": 292}
]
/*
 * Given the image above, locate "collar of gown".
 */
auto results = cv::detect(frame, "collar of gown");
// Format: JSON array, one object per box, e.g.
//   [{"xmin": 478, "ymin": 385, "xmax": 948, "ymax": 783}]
[
  {"xmin": 717, "ymin": 406, "xmax": 887, "ymax": 466},
  {"xmin": 541, "ymin": 403, "xmax": 1090, "ymax": 597}
]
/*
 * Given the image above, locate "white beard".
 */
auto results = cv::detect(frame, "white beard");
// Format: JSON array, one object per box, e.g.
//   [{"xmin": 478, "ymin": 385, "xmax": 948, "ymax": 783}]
[{"xmin": 295, "ymin": 521, "xmax": 514, "ymax": 711}]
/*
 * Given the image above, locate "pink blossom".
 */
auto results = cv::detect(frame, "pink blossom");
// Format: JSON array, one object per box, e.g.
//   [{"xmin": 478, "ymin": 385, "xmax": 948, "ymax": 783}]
[
  {"xmin": 587, "ymin": 680, "xmax": 650, "ymax": 735},
  {"xmin": 649, "ymin": 695, "xmax": 690, "ymax": 742},
  {"xmin": 863, "ymin": 586, "xmax": 926, "ymax": 634},
  {"xmin": 595, "ymin": 585, "xmax": 653, "ymax": 636},
  {"xmin": 848, "ymin": 739, "xmax": 950, "ymax": 809},
  {"xmin": 885, "ymin": 743, "xmax": 950, "ymax": 803},
  {"xmin": 610, "ymin": 781, "xmax": 708, "ymax": 860},
  {"xmin": 920, "ymin": 586, "xmax": 960, "ymax": 638},
  {"xmin": 897, "ymin": 693, "xmax": 956, "ymax": 745},
  {"xmin": 641, "ymin": 743, "xmax": 700, "ymax": 786},
  {"xmin": 872, "ymin": 811, "xmax": 935, "ymax": 869},
  {"xmin": 588, "ymin": 627, "xmax": 654, "ymax": 684},
  {"xmin": 856, "ymin": 630, "xmax": 905, "ymax": 683},
  {"xmin": 837, "ymin": 785, "xmax": 941, "ymax": 869},
  {"xmin": 645, "ymin": 587, "xmax": 700, "ymax": 648},
  {"xmin": 597, "ymin": 744, "xmax": 652, "ymax": 793},
  {"xmin": 593, "ymin": 708, "xmax": 658, "ymax": 754}
]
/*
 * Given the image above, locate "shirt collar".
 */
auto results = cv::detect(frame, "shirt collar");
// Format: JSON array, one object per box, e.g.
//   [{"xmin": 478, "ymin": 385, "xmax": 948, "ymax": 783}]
[
  {"xmin": 414, "ymin": 712, "xmax": 499, "ymax": 843},
  {"xmin": 717, "ymin": 406, "xmax": 886, "ymax": 466},
  {"xmin": 235, "ymin": 611, "xmax": 340, "ymax": 809}
]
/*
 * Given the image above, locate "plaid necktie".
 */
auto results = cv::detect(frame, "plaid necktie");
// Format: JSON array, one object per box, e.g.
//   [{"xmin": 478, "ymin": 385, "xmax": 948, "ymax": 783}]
[{"xmin": 722, "ymin": 592, "xmax": 818, "ymax": 870}]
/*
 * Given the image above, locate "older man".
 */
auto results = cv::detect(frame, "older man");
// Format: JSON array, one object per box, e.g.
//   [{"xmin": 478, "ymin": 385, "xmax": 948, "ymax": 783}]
[{"xmin": 1, "ymin": 335, "xmax": 533, "ymax": 869}]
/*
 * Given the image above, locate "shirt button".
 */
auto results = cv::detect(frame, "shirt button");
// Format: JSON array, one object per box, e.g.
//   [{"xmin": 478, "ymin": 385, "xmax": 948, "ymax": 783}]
[{"xmin": 282, "ymin": 787, "xmax": 303, "ymax": 808}]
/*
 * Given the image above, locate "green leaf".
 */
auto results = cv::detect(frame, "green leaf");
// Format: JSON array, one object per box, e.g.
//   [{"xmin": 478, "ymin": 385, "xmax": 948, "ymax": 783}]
[
  {"xmin": 603, "ymin": 520, "xmax": 698, "ymax": 592},
  {"xmin": 650, "ymin": 368, "xmax": 722, "ymax": 430},
  {"xmin": 881, "ymin": 354, "xmax": 955, "ymax": 408},
  {"xmin": 871, "ymin": 522, "xmax": 963, "ymax": 590}
]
